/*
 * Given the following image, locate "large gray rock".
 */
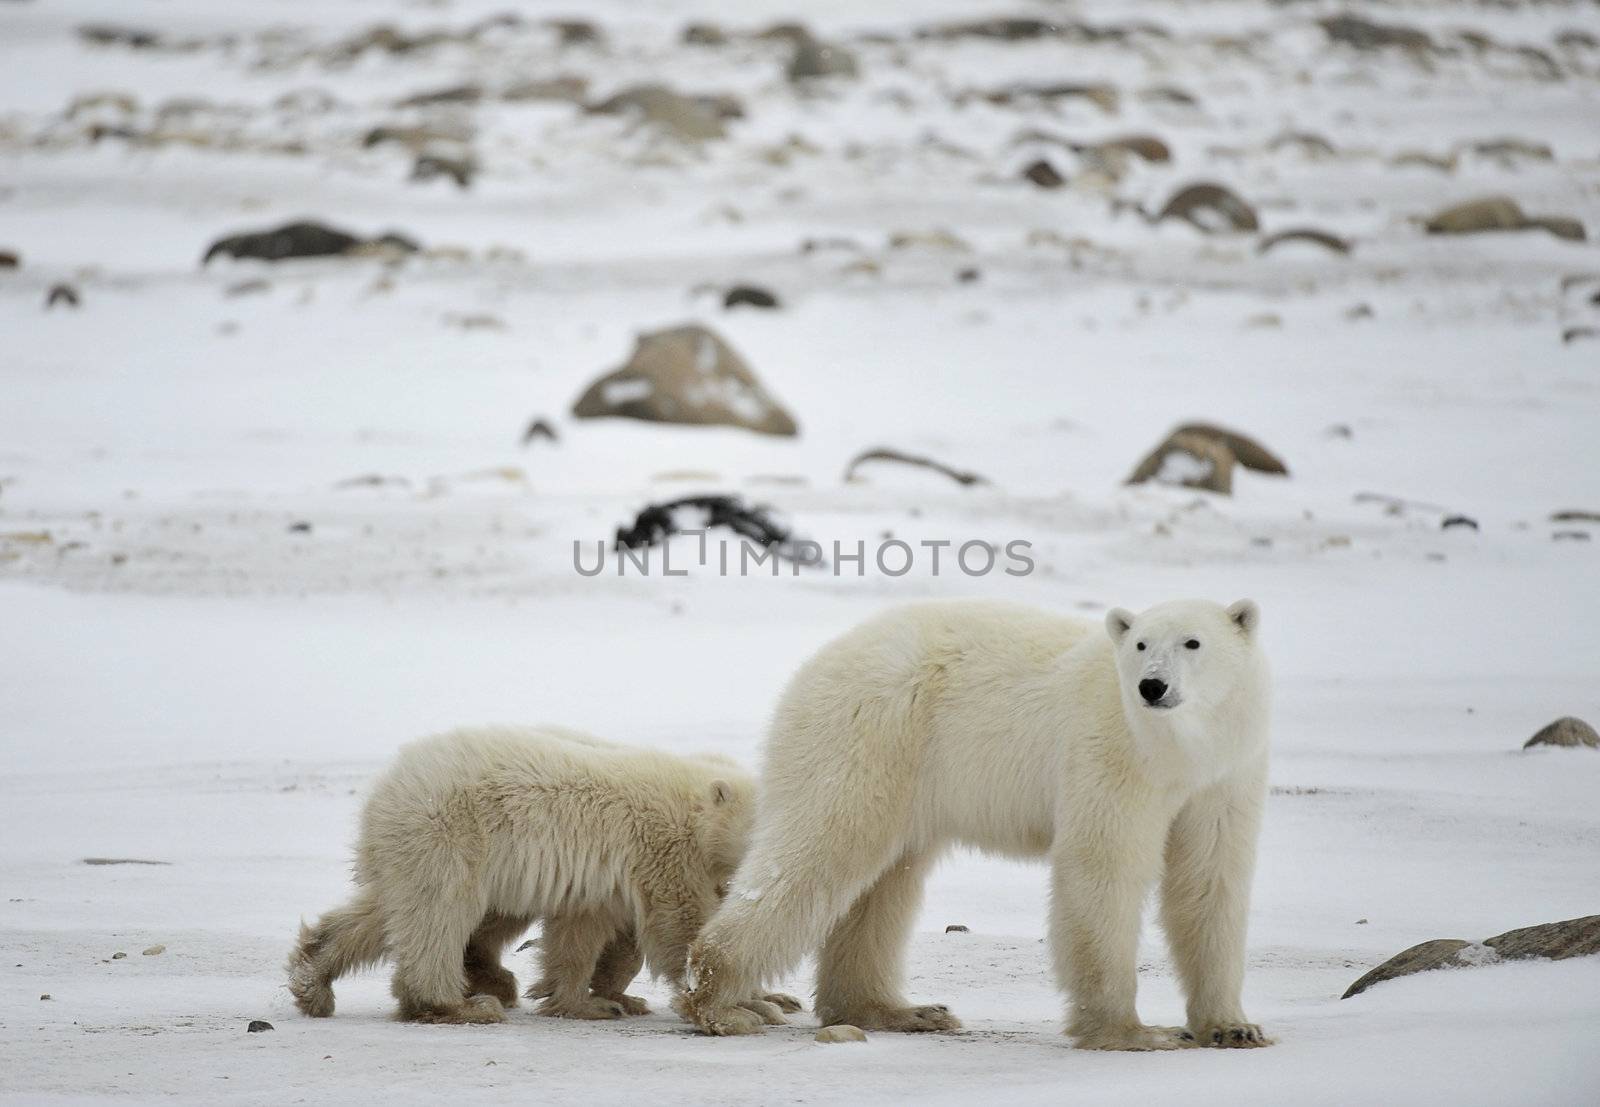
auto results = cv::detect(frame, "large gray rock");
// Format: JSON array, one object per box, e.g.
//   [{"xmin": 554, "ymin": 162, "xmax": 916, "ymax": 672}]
[
  {"xmin": 1343, "ymin": 916, "xmax": 1600, "ymax": 999},
  {"xmin": 572, "ymin": 325, "xmax": 798, "ymax": 436},
  {"xmin": 1523, "ymin": 716, "xmax": 1599, "ymax": 749},
  {"xmin": 788, "ymin": 35, "xmax": 858, "ymax": 82}
]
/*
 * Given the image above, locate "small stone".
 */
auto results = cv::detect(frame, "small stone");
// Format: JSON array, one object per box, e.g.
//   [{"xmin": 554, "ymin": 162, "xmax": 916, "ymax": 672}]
[
  {"xmin": 520, "ymin": 418, "xmax": 559, "ymax": 446},
  {"xmin": 1022, "ymin": 159, "xmax": 1065, "ymax": 189},
  {"xmin": 111, "ymin": 952, "xmax": 127, "ymax": 960},
  {"xmin": 956, "ymin": 267, "xmax": 981, "ymax": 284},
  {"xmin": 142, "ymin": 945, "xmax": 165, "ymax": 956},
  {"xmin": 247, "ymin": 1020, "xmax": 274, "ymax": 1033},
  {"xmin": 1523, "ymin": 717, "xmax": 1599, "ymax": 750},
  {"xmin": 1440, "ymin": 515, "xmax": 1479, "ymax": 530},
  {"xmin": 46, "ymin": 284, "xmax": 81, "ymax": 309},
  {"xmin": 40, "ymin": 994, "xmax": 51, "ymax": 1001},
  {"xmin": 815, "ymin": 1024, "xmax": 868, "ymax": 1043},
  {"xmin": 723, "ymin": 285, "xmax": 780, "ymax": 310},
  {"xmin": 287, "ymin": 521, "xmax": 312, "ymax": 534},
  {"xmin": 1356, "ymin": 918, "xmax": 1369, "ymax": 925},
  {"xmin": 944, "ymin": 924, "xmax": 970, "ymax": 933}
]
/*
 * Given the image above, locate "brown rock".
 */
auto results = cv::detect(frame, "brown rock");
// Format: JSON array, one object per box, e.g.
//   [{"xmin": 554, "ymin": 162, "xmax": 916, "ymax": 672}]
[
  {"xmin": 788, "ymin": 36, "xmax": 858, "ymax": 82},
  {"xmin": 1341, "ymin": 938, "xmax": 1472, "ymax": 999},
  {"xmin": 1523, "ymin": 716, "xmax": 1599, "ymax": 750},
  {"xmin": 1126, "ymin": 431, "xmax": 1235, "ymax": 494},
  {"xmin": 1484, "ymin": 916, "xmax": 1600, "ymax": 960},
  {"xmin": 1175, "ymin": 423, "xmax": 1288, "ymax": 475},
  {"xmin": 1022, "ymin": 159, "xmax": 1065, "ymax": 189},
  {"xmin": 1154, "ymin": 183, "xmax": 1259, "ymax": 233},
  {"xmin": 589, "ymin": 85, "xmax": 726, "ymax": 143},
  {"xmin": 1258, "ymin": 228, "xmax": 1352, "ymax": 256},
  {"xmin": 572, "ymin": 325, "xmax": 797, "ymax": 436}
]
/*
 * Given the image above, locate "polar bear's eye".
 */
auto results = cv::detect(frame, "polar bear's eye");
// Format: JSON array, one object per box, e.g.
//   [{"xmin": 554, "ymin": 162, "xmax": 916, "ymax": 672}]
[
  {"xmin": 1135, "ymin": 642, "xmax": 1146, "ymax": 651},
  {"xmin": 1185, "ymin": 639, "xmax": 1201, "ymax": 650}
]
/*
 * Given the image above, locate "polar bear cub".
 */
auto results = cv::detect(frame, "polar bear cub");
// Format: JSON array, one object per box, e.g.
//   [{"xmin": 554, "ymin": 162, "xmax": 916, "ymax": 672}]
[
  {"xmin": 288, "ymin": 725, "xmax": 764, "ymax": 1024},
  {"xmin": 683, "ymin": 599, "xmax": 1273, "ymax": 1050}
]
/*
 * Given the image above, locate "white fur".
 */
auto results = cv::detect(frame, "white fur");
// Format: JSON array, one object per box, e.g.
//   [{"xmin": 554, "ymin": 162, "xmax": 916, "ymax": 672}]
[
  {"xmin": 683, "ymin": 599, "xmax": 1273, "ymax": 1049},
  {"xmin": 287, "ymin": 725, "xmax": 757, "ymax": 1024}
]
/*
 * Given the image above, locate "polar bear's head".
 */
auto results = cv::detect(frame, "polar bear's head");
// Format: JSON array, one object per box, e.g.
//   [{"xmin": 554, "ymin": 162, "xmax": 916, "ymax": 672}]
[
  {"xmin": 1104, "ymin": 599, "xmax": 1261, "ymax": 715},
  {"xmin": 691, "ymin": 766, "xmax": 759, "ymax": 894}
]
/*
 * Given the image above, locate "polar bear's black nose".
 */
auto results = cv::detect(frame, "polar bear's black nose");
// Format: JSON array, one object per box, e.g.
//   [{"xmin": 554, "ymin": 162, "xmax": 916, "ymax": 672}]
[{"xmin": 1139, "ymin": 678, "xmax": 1167, "ymax": 704}]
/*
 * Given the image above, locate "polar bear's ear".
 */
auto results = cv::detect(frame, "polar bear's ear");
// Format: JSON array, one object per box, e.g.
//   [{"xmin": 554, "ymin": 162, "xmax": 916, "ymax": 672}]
[
  {"xmin": 708, "ymin": 779, "xmax": 734, "ymax": 806},
  {"xmin": 1227, "ymin": 599, "xmax": 1260, "ymax": 637},
  {"xmin": 1105, "ymin": 608, "xmax": 1134, "ymax": 644}
]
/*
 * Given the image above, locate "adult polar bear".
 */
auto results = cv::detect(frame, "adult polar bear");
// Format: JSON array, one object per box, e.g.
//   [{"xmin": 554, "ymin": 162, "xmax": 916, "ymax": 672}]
[{"xmin": 683, "ymin": 598, "xmax": 1272, "ymax": 1050}]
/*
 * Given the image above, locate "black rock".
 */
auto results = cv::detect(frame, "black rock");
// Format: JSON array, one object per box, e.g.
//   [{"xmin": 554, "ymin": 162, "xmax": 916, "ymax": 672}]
[
  {"xmin": 521, "ymin": 418, "xmax": 559, "ymax": 446},
  {"xmin": 956, "ymin": 267, "xmax": 981, "ymax": 284},
  {"xmin": 1022, "ymin": 159, "xmax": 1065, "ymax": 189},
  {"xmin": 1441, "ymin": 515, "xmax": 1479, "ymax": 530},
  {"xmin": 287, "ymin": 521, "xmax": 313, "ymax": 534},
  {"xmin": 944, "ymin": 924, "xmax": 970, "ymax": 933},
  {"xmin": 247, "ymin": 1020, "xmax": 274, "ymax": 1033},
  {"xmin": 724, "ymin": 285, "xmax": 780, "ymax": 310},
  {"xmin": 45, "ymin": 284, "xmax": 80, "ymax": 309},
  {"xmin": 0, "ymin": 250, "xmax": 18, "ymax": 269},
  {"xmin": 204, "ymin": 221, "xmax": 362, "ymax": 264}
]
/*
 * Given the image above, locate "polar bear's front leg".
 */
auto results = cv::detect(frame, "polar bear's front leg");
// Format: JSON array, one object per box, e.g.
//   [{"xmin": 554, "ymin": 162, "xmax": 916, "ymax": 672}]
[
  {"xmin": 1050, "ymin": 823, "xmax": 1189, "ymax": 1051},
  {"xmin": 1160, "ymin": 773, "xmax": 1273, "ymax": 1048}
]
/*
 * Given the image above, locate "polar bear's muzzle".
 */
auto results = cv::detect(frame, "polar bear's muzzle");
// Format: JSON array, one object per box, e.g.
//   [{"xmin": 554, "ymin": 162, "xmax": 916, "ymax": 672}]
[{"xmin": 1138, "ymin": 676, "xmax": 1180, "ymax": 709}]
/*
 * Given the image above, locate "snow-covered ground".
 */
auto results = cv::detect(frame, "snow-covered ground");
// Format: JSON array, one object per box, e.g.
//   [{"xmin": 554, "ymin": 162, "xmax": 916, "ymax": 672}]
[{"xmin": 3, "ymin": 1, "xmax": 1598, "ymax": 1103}]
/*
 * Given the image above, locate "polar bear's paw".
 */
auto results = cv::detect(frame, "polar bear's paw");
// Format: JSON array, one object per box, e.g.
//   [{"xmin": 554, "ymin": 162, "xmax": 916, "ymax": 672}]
[
  {"xmin": 1195, "ymin": 1022, "xmax": 1273, "ymax": 1048},
  {"xmin": 465, "ymin": 966, "xmax": 520, "ymax": 1009},
  {"xmin": 738, "ymin": 997, "xmax": 790, "ymax": 1026},
  {"xmin": 408, "ymin": 995, "xmax": 507, "ymax": 1025},
  {"xmin": 762, "ymin": 992, "xmax": 805, "ymax": 1014},
  {"xmin": 1072, "ymin": 1024, "xmax": 1197, "ymax": 1051},
  {"xmin": 845, "ymin": 1004, "xmax": 962, "ymax": 1033},
  {"xmin": 678, "ymin": 998, "xmax": 768, "ymax": 1036},
  {"xmin": 599, "ymin": 992, "xmax": 651, "ymax": 1016},
  {"xmin": 536, "ymin": 994, "xmax": 629, "ymax": 1020}
]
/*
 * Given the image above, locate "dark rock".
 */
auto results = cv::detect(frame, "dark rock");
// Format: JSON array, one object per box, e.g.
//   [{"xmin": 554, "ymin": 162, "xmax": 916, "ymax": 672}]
[
  {"xmin": 1258, "ymin": 228, "xmax": 1352, "ymax": 255},
  {"xmin": 572, "ymin": 324, "xmax": 797, "ymax": 436},
  {"xmin": 247, "ymin": 1020, "xmax": 274, "ymax": 1033},
  {"xmin": 1550, "ymin": 510, "xmax": 1600, "ymax": 523},
  {"xmin": 1126, "ymin": 423, "xmax": 1286, "ymax": 495},
  {"xmin": 1152, "ymin": 183, "xmax": 1258, "ymax": 234},
  {"xmin": 944, "ymin": 924, "xmax": 970, "ymax": 933},
  {"xmin": 1342, "ymin": 938, "xmax": 1471, "ymax": 998},
  {"xmin": 1440, "ymin": 515, "xmax": 1479, "ymax": 530},
  {"xmin": 411, "ymin": 154, "xmax": 475, "ymax": 189},
  {"xmin": 1484, "ymin": 916, "xmax": 1600, "ymax": 959},
  {"xmin": 81, "ymin": 858, "xmax": 170, "ymax": 866},
  {"xmin": 1424, "ymin": 196, "xmax": 1586, "ymax": 241},
  {"xmin": 724, "ymin": 285, "xmax": 780, "ymax": 310},
  {"xmin": 614, "ymin": 495, "xmax": 812, "ymax": 563},
  {"xmin": 78, "ymin": 24, "xmax": 161, "ymax": 49},
  {"xmin": 1022, "ymin": 159, "xmax": 1066, "ymax": 189},
  {"xmin": 1563, "ymin": 327, "xmax": 1598, "ymax": 344},
  {"xmin": 1320, "ymin": 15, "xmax": 1435, "ymax": 53},
  {"xmin": 45, "ymin": 284, "xmax": 80, "ymax": 309},
  {"xmin": 1524, "ymin": 717, "xmax": 1599, "ymax": 750},
  {"xmin": 956, "ymin": 267, "xmax": 981, "ymax": 284},
  {"xmin": 1524, "ymin": 217, "xmax": 1586, "ymax": 243},
  {"xmin": 788, "ymin": 36, "xmax": 858, "ymax": 82},
  {"xmin": 396, "ymin": 84, "xmax": 483, "ymax": 107},
  {"xmin": 682, "ymin": 23, "xmax": 727, "ymax": 47},
  {"xmin": 925, "ymin": 18, "xmax": 1062, "ymax": 41},
  {"xmin": 0, "ymin": 250, "xmax": 18, "ymax": 269},
  {"xmin": 548, "ymin": 19, "xmax": 602, "ymax": 47},
  {"xmin": 111, "ymin": 951, "xmax": 127, "ymax": 960},
  {"xmin": 844, "ymin": 448, "xmax": 988, "ymax": 487},
  {"xmin": 287, "ymin": 521, "xmax": 313, "ymax": 534},
  {"xmin": 521, "ymin": 418, "xmax": 559, "ymax": 446},
  {"xmin": 202, "ymin": 221, "xmax": 418, "ymax": 264},
  {"xmin": 501, "ymin": 77, "xmax": 588, "ymax": 103},
  {"xmin": 40, "ymin": 994, "xmax": 51, "ymax": 1001}
]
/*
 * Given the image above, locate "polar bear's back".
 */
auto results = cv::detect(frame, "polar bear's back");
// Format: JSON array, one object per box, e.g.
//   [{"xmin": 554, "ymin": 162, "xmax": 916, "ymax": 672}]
[{"xmin": 353, "ymin": 725, "xmax": 734, "ymax": 915}]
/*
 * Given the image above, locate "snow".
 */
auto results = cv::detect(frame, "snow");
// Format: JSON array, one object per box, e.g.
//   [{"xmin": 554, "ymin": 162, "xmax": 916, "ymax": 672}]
[{"xmin": 2, "ymin": 0, "xmax": 1599, "ymax": 1104}]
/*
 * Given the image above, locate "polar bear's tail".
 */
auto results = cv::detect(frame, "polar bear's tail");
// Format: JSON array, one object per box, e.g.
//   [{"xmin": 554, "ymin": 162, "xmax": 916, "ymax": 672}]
[{"xmin": 286, "ymin": 893, "xmax": 388, "ymax": 1018}]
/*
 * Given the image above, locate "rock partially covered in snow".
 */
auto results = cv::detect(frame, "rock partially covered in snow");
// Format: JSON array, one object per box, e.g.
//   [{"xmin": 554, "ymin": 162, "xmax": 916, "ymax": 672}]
[
  {"xmin": 572, "ymin": 325, "xmax": 798, "ymax": 436},
  {"xmin": 1344, "ymin": 916, "xmax": 1600, "ymax": 998},
  {"xmin": 202, "ymin": 221, "xmax": 420, "ymax": 264},
  {"xmin": 787, "ymin": 35, "xmax": 858, "ymax": 82},
  {"xmin": 1152, "ymin": 183, "xmax": 1259, "ymax": 234},
  {"xmin": 1424, "ymin": 196, "xmax": 1587, "ymax": 242},
  {"xmin": 1125, "ymin": 423, "xmax": 1286, "ymax": 495},
  {"xmin": 588, "ymin": 85, "xmax": 727, "ymax": 143},
  {"xmin": 1523, "ymin": 716, "xmax": 1599, "ymax": 749}
]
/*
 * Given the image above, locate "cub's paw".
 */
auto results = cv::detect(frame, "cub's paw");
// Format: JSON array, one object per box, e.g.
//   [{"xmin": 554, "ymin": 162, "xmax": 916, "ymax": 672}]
[
  {"xmin": 536, "ymin": 995, "xmax": 628, "ymax": 1021},
  {"xmin": 600, "ymin": 992, "xmax": 651, "ymax": 1017},
  {"xmin": 1072, "ymin": 1024, "xmax": 1198, "ymax": 1051},
  {"xmin": 762, "ymin": 992, "xmax": 805, "ymax": 1014},
  {"xmin": 845, "ymin": 1004, "xmax": 962, "ymax": 1033},
  {"xmin": 738, "ymin": 998, "xmax": 790, "ymax": 1026},
  {"xmin": 409, "ymin": 995, "xmax": 506, "ymax": 1025},
  {"xmin": 1195, "ymin": 1022, "xmax": 1273, "ymax": 1048}
]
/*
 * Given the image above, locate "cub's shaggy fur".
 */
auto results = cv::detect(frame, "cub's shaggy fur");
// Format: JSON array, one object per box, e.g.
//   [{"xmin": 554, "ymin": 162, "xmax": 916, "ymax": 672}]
[
  {"xmin": 287, "ymin": 725, "xmax": 760, "ymax": 1024},
  {"xmin": 684, "ymin": 599, "xmax": 1273, "ymax": 1050}
]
